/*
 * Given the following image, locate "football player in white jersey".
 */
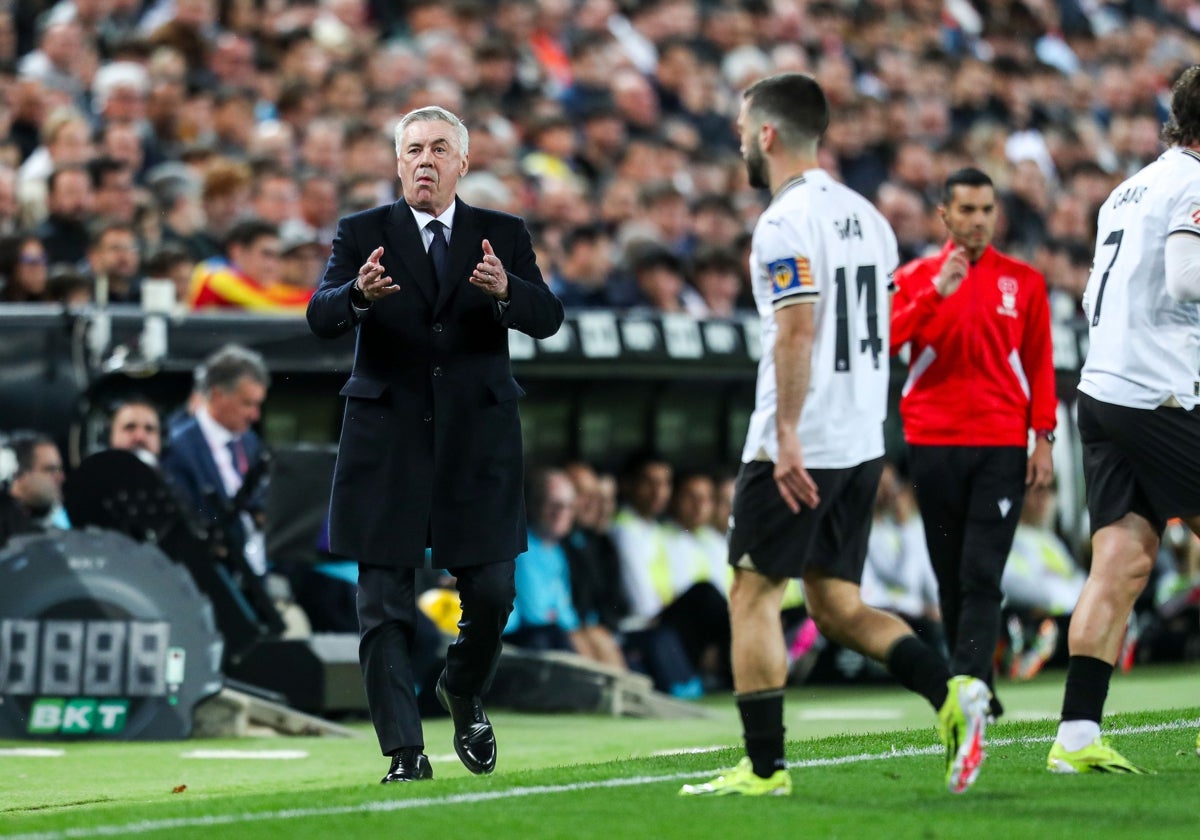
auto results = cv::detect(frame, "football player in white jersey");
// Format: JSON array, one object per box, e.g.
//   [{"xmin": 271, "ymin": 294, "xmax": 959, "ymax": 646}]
[
  {"xmin": 1048, "ymin": 64, "xmax": 1200, "ymax": 775},
  {"xmin": 680, "ymin": 73, "xmax": 990, "ymax": 800}
]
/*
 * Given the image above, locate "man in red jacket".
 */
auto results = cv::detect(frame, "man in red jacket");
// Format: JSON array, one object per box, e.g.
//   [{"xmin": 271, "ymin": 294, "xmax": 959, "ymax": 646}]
[{"xmin": 891, "ymin": 167, "xmax": 1057, "ymax": 712}]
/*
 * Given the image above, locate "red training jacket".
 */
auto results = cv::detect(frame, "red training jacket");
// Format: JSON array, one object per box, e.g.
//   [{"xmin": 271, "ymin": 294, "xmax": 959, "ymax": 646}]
[{"xmin": 890, "ymin": 241, "xmax": 1057, "ymax": 447}]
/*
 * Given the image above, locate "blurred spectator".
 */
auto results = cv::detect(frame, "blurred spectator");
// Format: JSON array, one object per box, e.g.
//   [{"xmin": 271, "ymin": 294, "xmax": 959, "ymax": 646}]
[
  {"xmin": 876, "ymin": 181, "xmax": 933, "ymax": 263},
  {"xmin": 16, "ymin": 17, "xmax": 86, "ymax": 104},
  {"xmin": 0, "ymin": 234, "xmax": 51, "ymax": 302},
  {"xmin": 46, "ymin": 264, "xmax": 93, "ymax": 307},
  {"xmin": 86, "ymin": 220, "xmax": 143, "ymax": 304},
  {"xmin": 689, "ymin": 244, "xmax": 745, "ymax": 318},
  {"xmin": 296, "ymin": 169, "xmax": 340, "ymax": 247},
  {"xmin": 278, "ymin": 221, "xmax": 327, "ymax": 294},
  {"xmin": 860, "ymin": 463, "xmax": 943, "ymax": 647},
  {"xmin": 1001, "ymin": 480, "xmax": 1085, "ymax": 680},
  {"xmin": 150, "ymin": 165, "xmax": 208, "ymax": 261},
  {"xmin": 689, "ymin": 193, "xmax": 744, "ymax": 252},
  {"xmin": 550, "ymin": 223, "xmax": 614, "ymax": 308},
  {"xmin": 143, "ymin": 242, "xmax": 197, "ymax": 308},
  {"xmin": 88, "ymin": 156, "xmax": 138, "ymax": 226},
  {"xmin": 16, "ymin": 106, "xmax": 92, "ymax": 218},
  {"xmin": 1001, "ymin": 158, "xmax": 1051, "ymax": 255},
  {"xmin": 504, "ymin": 467, "xmax": 585, "ymax": 654},
  {"xmin": 189, "ymin": 217, "xmax": 310, "ymax": 310},
  {"xmin": 662, "ymin": 470, "xmax": 732, "ymax": 687},
  {"xmin": 0, "ymin": 166, "xmax": 20, "ymax": 237},
  {"xmin": 710, "ymin": 469, "xmax": 735, "ymax": 535},
  {"xmin": 106, "ymin": 395, "xmax": 163, "ymax": 466},
  {"xmin": 573, "ymin": 102, "xmax": 627, "ymax": 189},
  {"xmin": 250, "ymin": 167, "xmax": 301, "ymax": 228},
  {"xmin": 196, "ymin": 158, "xmax": 254, "ymax": 261},
  {"xmin": 628, "ymin": 245, "xmax": 686, "ymax": 313},
  {"xmin": 0, "ymin": 430, "xmax": 69, "ymax": 548},
  {"xmin": 610, "ymin": 451, "xmax": 705, "ymax": 697},
  {"xmin": 562, "ymin": 460, "xmax": 628, "ymax": 669},
  {"xmin": 211, "ymin": 87, "xmax": 258, "ymax": 159},
  {"xmin": 34, "ymin": 163, "xmax": 93, "ymax": 266}
]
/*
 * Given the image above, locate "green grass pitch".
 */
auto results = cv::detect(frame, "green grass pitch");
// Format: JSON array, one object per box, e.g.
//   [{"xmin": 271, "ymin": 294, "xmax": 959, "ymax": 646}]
[{"xmin": 2, "ymin": 664, "xmax": 1196, "ymax": 839}]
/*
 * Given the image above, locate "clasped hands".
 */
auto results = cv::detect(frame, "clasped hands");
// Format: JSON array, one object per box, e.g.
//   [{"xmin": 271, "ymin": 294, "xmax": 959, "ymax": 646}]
[{"xmin": 355, "ymin": 240, "xmax": 510, "ymax": 302}]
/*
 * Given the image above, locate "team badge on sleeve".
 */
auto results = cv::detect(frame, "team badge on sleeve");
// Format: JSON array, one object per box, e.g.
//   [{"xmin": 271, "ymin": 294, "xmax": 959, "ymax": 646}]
[
  {"xmin": 1189, "ymin": 202, "xmax": 1200, "ymax": 229},
  {"xmin": 768, "ymin": 256, "xmax": 814, "ymax": 295}
]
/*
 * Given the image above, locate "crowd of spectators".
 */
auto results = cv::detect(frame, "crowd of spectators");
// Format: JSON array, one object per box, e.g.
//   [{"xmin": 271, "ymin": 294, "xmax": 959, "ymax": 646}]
[{"xmin": 0, "ymin": 0, "xmax": 1195, "ymax": 320}]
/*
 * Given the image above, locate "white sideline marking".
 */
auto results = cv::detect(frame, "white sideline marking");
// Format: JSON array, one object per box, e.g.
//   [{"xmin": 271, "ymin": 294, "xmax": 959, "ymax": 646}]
[
  {"xmin": 649, "ymin": 745, "xmax": 730, "ymax": 757},
  {"xmin": 0, "ymin": 748, "xmax": 65, "ymax": 758},
  {"xmin": 7, "ymin": 718, "xmax": 1197, "ymax": 840},
  {"xmin": 798, "ymin": 708, "xmax": 903, "ymax": 721},
  {"xmin": 181, "ymin": 750, "xmax": 309, "ymax": 761}
]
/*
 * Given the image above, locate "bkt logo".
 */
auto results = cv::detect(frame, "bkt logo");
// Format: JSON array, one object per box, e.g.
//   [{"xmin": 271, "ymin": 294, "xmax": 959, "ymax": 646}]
[{"xmin": 28, "ymin": 698, "xmax": 129, "ymax": 734}]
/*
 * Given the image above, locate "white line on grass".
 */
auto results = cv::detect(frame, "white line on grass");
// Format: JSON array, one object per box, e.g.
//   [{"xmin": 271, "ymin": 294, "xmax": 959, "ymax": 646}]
[
  {"xmin": 797, "ymin": 708, "xmax": 904, "ymax": 721},
  {"xmin": 649, "ymin": 745, "xmax": 731, "ymax": 757},
  {"xmin": 7, "ymin": 718, "xmax": 1197, "ymax": 840},
  {"xmin": 0, "ymin": 748, "xmax": 65, "ymax": 758},
  {"xmin": 181, "ymin": 750, "xmax": 309, "ymax": 760}
]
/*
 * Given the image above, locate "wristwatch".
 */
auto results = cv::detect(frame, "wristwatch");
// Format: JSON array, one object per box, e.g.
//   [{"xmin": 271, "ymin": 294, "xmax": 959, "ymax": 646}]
[{"xmin": 1035, "ymin": 430, "xmax": 1056, "ymax": 444}]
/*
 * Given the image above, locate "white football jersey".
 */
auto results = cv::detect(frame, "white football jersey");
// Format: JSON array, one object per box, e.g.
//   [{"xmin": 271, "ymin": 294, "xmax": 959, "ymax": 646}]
[
  {"xmin": 741, "ymin": 168, "xmax": 899, "ymax": 468},
  {"xmin": 1079, "ymin": 147, "xmax": 1200, "ymax": 409}
]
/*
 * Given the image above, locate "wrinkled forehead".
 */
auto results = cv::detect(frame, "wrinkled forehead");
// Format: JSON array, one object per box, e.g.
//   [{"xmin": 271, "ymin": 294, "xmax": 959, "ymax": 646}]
[{"xmin": 402, "ymin": 119, "xmax": 461, "ymax": 151}]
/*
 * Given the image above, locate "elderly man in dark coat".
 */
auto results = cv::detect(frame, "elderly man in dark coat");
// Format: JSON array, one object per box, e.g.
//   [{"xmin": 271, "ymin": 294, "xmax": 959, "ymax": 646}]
[{"xmin": 307, "ymin": 105, "xmax": 563, "ymax": 784}]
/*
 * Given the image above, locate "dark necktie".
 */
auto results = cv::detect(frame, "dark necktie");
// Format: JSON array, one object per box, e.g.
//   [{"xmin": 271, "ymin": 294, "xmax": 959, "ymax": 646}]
[
  {"xmin": 228, "ymin": 437, "xmax": 248, "ymax": 478},
  {"xmin": 427, "ymin": 219, "xmax": 449, "ymax": 288}
]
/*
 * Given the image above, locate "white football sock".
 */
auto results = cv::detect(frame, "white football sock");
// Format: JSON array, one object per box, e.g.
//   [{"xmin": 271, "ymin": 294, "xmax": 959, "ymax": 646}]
[{"xmin": 1056, "ymin": 719, "xmax": 1100, "ymax": 752}]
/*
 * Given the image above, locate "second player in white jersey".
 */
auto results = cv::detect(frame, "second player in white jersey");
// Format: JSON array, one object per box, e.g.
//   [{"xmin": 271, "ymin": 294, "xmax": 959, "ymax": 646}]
[
  {"xmin": 1079, "ymin": 146, "xmax": 1200, "ymax": 409},
  {"xmin": 742, "ymin": 168, "xmax": 899, "ymax": 468}
]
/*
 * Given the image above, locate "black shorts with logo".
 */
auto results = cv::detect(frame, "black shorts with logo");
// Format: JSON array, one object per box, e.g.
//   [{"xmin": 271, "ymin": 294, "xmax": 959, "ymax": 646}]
[
  {"xmin": 727, "ymin": 457, "xmax": 883, "ymax": 582},
  {"xmin": 1078, "ymin": 391, "xmax": 1200, "ymax": 534}
]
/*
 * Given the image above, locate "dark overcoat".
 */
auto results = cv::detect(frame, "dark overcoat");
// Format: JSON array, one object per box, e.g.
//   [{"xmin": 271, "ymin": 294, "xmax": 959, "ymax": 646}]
[{"xmin": 306, "ymin": 198, "xmax": 563, "ymax": 568}]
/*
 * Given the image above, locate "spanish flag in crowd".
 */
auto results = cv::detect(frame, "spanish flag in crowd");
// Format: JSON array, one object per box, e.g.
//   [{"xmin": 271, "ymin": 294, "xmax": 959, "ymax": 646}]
[{"xmin": 188, "ymin": 259, "xmax": 313, "ymax": 311}]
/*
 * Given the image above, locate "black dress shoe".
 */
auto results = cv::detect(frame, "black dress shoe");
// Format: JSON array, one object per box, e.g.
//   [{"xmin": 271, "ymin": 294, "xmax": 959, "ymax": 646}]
[
  {"xmin": 381, "ymin": 748, "xmax": 433, "ymax": 783},
  {"xmin": 436, "ymin": 671, "xmax": 497, "ymax": 775}
]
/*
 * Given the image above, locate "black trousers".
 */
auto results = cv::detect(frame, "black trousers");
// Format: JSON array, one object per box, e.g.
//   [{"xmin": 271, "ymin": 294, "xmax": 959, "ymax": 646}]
[
  {"xmin": 909, "ymin": 445, "xmax": 1026, "ymax": 683},
  {"xmin": 659, "ymin": 581, "xmax": 731, "ymax": 684},
  {"xmin": 357, "ymin": 560, "xmax": 516, "ymax": 755}
]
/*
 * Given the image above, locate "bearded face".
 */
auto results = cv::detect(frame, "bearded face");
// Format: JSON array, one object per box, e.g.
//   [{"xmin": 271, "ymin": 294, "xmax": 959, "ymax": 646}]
[
  {"xmin": 744, "ymin": 135, "xmax": 769, "ymax": 190},
  {"xmin": 737, "ymin": 99, "xmax": 770, "ymax": 190}
]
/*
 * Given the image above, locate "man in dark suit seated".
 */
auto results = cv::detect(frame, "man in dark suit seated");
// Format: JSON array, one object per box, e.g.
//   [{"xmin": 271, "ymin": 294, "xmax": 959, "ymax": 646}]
[
  {"xmin": 307, "ymin": 105, "xmax": 563, "ymax": 784},
  {"xmin": 160, "ymin": 344, "xmax": 270, "ymax": 577}
]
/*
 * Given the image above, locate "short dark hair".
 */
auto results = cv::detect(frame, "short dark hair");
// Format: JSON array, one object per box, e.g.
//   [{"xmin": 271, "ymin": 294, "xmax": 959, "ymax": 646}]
[
  {"xmin": 941, "ymin": 167, "xmax": 994, "ymax": 205},
  {"xmin": 203, "ymin": 344, "xmax": 270, "ymax": 394},
  {"xmin": 143, "ymin": 243, "xmax": 193, "ymax": 276},
  {"xmin": 110, "ymin": 394, "xmax": 160, "ymax": 420},
  {"xmin": 88, "ymin": 219, "xmax": 137, "ymax": 249},
  {"xmin": 47, "ymin": 164, "xmax": 89, "ymax": 195},
  {"xmin": 631, "ymin": 246, "xmax": 684, "ymax": 278},
  {"xmin": 1163, "ymin": 64, "xmax": 1200, "ymax": 148},
  {"xmin": 87, "ymin": 156, "xmax": 131, "ymax": 190},
  {"xmin": 223, "ymin": 218, "xmax": 278, "ymax": 252},
  {"xmin": 6, "ymin": 430, "xmax": 54, "ymax": 477},
  {"xmin": 742, "ymin": 73, "xmax": 829, "ymax": 147},
  {"xmin": 620, "ymin": 449, "xmax": 670, "ymax": 482},
  {"xmin": 690, "ymin": 245, "xmax": 742, "ymax": 277},
  {"xmin": 563, "ymin": 224, "xmax": 607, "ymax": 253}
]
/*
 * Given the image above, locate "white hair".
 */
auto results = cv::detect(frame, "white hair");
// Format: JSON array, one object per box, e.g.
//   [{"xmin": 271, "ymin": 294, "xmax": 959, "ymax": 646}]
[
  {"xmin": 721, "ymin": 45, "xmax": 772, "ymax": 90},
  {"xmin": 92, "ymin": 61, "xmax": 149, "ymax": 114},
  {"xmin": 456, "ymin": 172, "xmax": 513, "ymax": 211},
  {"xmin": 393, "ymin": 106, "xmax": 469, "ymax": 157}
]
